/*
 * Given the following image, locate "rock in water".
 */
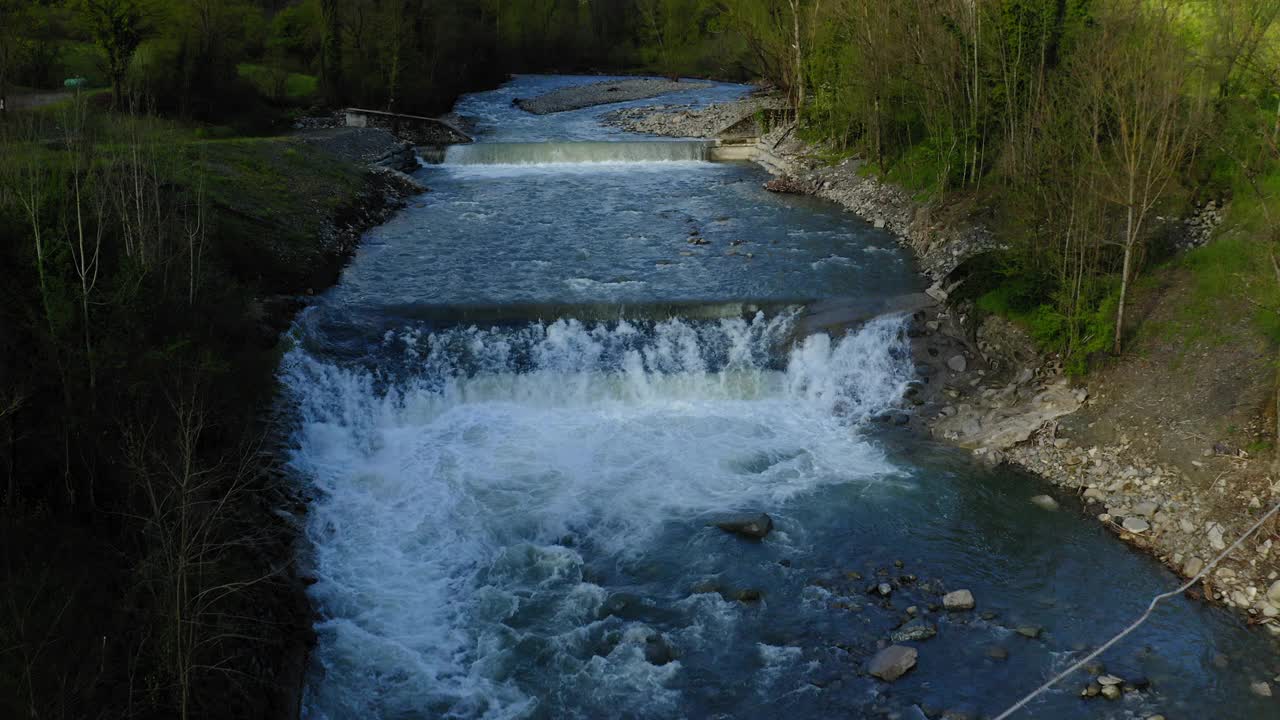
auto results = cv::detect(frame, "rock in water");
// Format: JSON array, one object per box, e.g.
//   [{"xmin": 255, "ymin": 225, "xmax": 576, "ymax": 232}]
[
  {"xmin": 644, "ymin": 634, "xmax": 675, "ymax": 666},
  {"xmin": 943, "ymin": 589, "xmax": 975, "ymax": 611},
  {"xmin": 714, "ymin": 513, "xmax": 774, "ymax": 540},
  {"xmin": 890, "ymin": 620, "xmax": 938, "ymax": 642},
  {"xmin": 1251, "ymin": 681, "xmax": 1272, "ymax": 698},
  {"xmin": 868, "ymin": 645, "xmax": 918, "ymax": 681},
  {"xmin": 1030, "ymin": 494, "xmax": 1059, "ymax": 511},
  {"xmin": 1016, "ymin": 625, "xmax": 1043, "ymax": 639}
]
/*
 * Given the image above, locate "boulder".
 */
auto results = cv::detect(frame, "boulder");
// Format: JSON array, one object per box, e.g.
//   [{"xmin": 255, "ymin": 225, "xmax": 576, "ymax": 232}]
[
  {"xmin": 943, "ymin": 589, "xmax": 975, "ymax": 611},
  {"xmin": 714, "ymin": 513, "xmax": 774, "ymax": 540},
  {"xmin": 868, "ymin": 645, "xmax": 918, "ymax": 682},
  {"xmin": 1030, "ymin": 495, "xmax": 1059, "ymax": 511},
  {"xmin": 890, "ymin": 620, "xmax": 938, "ymax": 643}
]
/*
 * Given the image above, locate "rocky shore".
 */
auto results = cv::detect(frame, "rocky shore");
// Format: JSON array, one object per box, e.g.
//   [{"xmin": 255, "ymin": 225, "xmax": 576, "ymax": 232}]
[
  {"xmin": 612, "ymin": 95, "xmax": 1280, "ymax": 636},
  {"xmin": 513, "ymin": 77, "xmax": 709, "ymax": 114},
  {"xmin": 601, "ymin": 93, "xmax": 787, "ymax": 137}
]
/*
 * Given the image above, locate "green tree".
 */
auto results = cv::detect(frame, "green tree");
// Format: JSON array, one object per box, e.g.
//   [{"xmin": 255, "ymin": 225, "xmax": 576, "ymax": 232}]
[{"xmin": 78, "ymin": 0, "xmax": 153, "ymax": 108}]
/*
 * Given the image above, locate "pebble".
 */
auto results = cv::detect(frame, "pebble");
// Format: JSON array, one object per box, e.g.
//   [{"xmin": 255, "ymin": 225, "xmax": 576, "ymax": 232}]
[
  {"xmin": 947, "ymin": 354, "xmax": 967, "ymax": 372},
  {"xmin": 1251, "ymin": 681, "xmax": 1273, "ymax": 698},
  {"xmin": 1268, "ymin": 579, "xmax": 1280, "ymax": 604},
  {"xmin": 1183, "ymin": 557, "xmax": 1205, "ymax": 577},
  {"xmin": 1083, "ymin": 487, "xmax": 1105, "ymax": 502},
  {"xmin": 1101, "ymin": 684, "xmax": 1121, "ymax": 700}
]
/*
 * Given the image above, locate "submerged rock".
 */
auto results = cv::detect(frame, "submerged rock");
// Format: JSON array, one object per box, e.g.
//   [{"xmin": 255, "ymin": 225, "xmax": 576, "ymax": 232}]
[
  {"xmin": 1016, "ymin": 625, "xmax": 1043, "ymax": 639},
  {"xmin": 868, "ymin": 645, "xmax": 918, "ymax": 681},
  {"xmin": 644, "ymin": 633, "xmax": 675, "ymax": 666},
  {"xmin": 714, "ymin": 513, "xmax": 774, "ymax": 540},
  {"xmin": 943, "ymin": 589, "xmax": 975, "ymax": 611}
]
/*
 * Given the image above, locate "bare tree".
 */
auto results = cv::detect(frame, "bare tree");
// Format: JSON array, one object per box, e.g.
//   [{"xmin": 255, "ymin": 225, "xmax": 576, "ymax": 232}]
[{"xmin": 1084, "ymin": 1, "xmax": 1202, "ymax": 354}]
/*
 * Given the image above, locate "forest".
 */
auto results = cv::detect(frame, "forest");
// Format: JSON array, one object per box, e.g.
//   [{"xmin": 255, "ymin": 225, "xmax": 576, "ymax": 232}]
[{"xmin": 1, "ymin": 1, "xmax": 1279, "ymax": 718}]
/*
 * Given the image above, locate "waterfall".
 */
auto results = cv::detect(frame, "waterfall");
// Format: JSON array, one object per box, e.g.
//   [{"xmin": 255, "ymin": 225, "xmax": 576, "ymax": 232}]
[{"xmin": 285, "ymin": 312, "xmax": 911, "ymax": 718}]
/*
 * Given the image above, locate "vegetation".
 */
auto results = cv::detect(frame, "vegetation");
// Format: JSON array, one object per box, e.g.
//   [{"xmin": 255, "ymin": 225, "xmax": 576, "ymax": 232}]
[{"xmin": 715, "ymin": 0, "xmax": 1280, "ymax": 368}]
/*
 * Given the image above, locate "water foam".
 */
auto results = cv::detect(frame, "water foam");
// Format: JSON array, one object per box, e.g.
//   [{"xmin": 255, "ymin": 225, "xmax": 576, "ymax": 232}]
[{"xmin": 288, "ymin": 313, "xmax": 911, "ymax": 718}]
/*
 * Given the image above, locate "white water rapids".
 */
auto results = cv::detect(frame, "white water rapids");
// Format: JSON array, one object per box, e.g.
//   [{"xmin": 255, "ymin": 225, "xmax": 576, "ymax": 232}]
[{"xmin": 285, "ymin": 313, "xmax": 912, "ymax": 718}]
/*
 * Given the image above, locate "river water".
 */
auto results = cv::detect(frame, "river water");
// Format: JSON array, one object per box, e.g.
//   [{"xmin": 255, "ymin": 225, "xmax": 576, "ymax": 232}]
[{"xmin": 284, "ymin": 76, "xmax": 1277, "ymax": 719}]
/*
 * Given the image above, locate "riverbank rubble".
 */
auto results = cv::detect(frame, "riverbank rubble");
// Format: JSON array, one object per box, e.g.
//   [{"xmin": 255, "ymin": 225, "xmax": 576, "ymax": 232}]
[{"xmin": 614, "ymin": 93, "xmax": 1280, "ymax": 636}]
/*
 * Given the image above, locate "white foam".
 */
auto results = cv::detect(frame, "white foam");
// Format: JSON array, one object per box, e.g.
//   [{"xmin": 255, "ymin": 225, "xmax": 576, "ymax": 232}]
[{"xmin": 289, "ymin": 313, "xmax": 912, "ymax": 717}]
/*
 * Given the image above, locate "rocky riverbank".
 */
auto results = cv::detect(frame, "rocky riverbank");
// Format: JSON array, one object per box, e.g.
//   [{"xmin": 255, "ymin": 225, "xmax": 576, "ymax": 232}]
[
  {"xmin": 513, "ymin": 77, "xmax": 710, "ymax": 114},
  {"xmin": 613, "ymin": 95, "xmax": 1280, "ymax": 635}
]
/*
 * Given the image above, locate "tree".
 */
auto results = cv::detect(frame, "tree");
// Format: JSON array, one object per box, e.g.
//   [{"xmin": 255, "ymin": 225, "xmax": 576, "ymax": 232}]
[
  {"xmin": 1083, "ymin": 1, "xmax": 1201, "ymax": 354},
  {"xmin": 79, "ymin": 0, "xmax": 153, "ymax": 109}
]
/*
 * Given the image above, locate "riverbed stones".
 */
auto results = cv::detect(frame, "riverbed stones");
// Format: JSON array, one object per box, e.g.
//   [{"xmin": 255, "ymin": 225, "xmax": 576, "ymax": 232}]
[
  {"xmin": 714, "ymin": 513, "xmax": 773, "ymax": 540},
  {"xmin": 868, "ymin": 645, "xmax": 917, "ymax": 681},
  {"xmin": 943, "ymin": 589, "xmax": 975, "ymax": 610},
  {"xmin": 1015, "ymin": 625, "xmax": 1043, "ymax": 639},
  {"xmin": 1184, "ymin": 556, "xmax": 1206, "ymax": 577},
  {"xmin": 1250, "ymin": 681, "xmax": 1273, "ymax": 698},
  {"xmin": 1030, "ymin": 494, "xmax": 1059, "ymax": 511},
  {"xmin": 947, "ymin": 354, "xmax": 968, "ymax": 373},
  {"xmin": 1268, "ymin": 579, "xmax": 1280, "ymax": 604},
  {"xmin": 1100, "ymin": 684, "xmax": 1122, "ymax": 700},
  {"xmin": 1123, "ymin": 517, "xmax": 1151, "ymax": 534}
]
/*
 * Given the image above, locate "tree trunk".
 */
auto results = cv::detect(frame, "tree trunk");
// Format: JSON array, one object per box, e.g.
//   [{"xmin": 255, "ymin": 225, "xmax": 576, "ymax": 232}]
[
  {"xmin": 1114, "ymin": 205, "xmax": 1135, "ymax": 355},
  {"xmin": 789, "ymin": 0, "xmax": 804, "ymax": 109}
]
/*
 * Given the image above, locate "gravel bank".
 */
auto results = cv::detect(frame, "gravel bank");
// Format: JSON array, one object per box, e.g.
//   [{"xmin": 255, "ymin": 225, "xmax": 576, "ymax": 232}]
[
  {"xmin": 514, "ymin": 78, "xmax": 709, "ymax": 115},
  {"xmin": 602, "ymin": 94, "xmax": 787, "ymax": 137}
]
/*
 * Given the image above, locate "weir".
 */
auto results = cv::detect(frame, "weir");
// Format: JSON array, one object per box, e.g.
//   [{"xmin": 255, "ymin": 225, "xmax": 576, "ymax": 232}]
[{"xmin": 441, "ymin": 140, "xmax": 714, "ymax": 165}]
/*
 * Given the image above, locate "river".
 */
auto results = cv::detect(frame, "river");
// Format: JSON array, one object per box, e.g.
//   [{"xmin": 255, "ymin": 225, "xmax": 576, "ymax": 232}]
[{"xmin": 283, "ymin": 76, "xmax": 1276, "ymax": 719}]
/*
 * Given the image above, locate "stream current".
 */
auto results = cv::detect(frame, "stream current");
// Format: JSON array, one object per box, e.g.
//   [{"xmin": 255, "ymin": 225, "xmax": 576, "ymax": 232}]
[{"xmin": 284, "ymin": 75, "xmax": 1278, "ymax": 719}]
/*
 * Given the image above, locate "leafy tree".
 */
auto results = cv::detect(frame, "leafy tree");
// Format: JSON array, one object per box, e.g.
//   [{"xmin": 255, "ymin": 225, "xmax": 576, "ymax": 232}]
[{"xmin": 78, "ymin": 0, "xmax": 153, "ymax": 108}]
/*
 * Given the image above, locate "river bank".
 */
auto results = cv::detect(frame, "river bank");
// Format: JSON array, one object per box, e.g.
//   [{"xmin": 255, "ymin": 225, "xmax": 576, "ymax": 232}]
[{"xmin": 616, "ymin": 94, "xmax": 1280, "ymax": 637}]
